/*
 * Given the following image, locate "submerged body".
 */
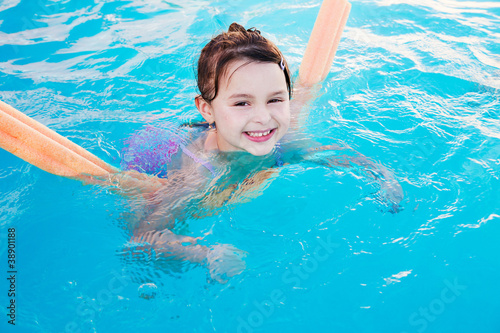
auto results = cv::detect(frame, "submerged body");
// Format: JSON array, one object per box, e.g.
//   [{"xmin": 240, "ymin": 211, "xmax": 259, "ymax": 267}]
[{"xmin": 120, "ymin": 117, "xmax": 403, "ymax": 283}]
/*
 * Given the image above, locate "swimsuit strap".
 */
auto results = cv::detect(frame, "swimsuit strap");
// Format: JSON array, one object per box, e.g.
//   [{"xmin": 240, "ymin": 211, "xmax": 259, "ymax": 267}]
[{"xmin": 179, "ymin": 144, "xmax": 218, "ymax": 177}]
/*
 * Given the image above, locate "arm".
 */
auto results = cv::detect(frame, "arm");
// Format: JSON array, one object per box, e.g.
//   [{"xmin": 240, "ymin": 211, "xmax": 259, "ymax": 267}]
[
  {"xmin": 115, "ymin": 168, "xmax": 247, "ymax": 283},
  {"xmin": 305, "ymin": 144, "xmax": 404, "ymax": 212},
  {"xmin": 124, "ymin": 228, "xmax": 246, "ymax": 283},
  {"xmin": 289, "ymin": 83, "xmax": 320, "ymax": 131},
  {"xmin": 84, "ymin": 169, "xmax": 167, "ymax": 199}
]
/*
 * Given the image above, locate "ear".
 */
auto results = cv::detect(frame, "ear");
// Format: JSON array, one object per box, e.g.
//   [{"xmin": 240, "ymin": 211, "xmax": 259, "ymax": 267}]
[{"xmin": 195, "ymin": 96, "xmax": 215, "ymax": 124}]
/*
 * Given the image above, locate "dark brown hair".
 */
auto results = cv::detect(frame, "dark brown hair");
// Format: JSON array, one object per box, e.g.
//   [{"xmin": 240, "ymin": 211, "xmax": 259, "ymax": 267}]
[{"xmin": 197, "ymin": 22, "xmax": 292, "ymax": 103}]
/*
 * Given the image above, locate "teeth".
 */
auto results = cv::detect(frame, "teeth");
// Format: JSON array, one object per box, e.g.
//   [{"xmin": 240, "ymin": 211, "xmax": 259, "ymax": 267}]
[{"xmin": 247, "ymin": 130, "xmax": 271, "ymax": 137}]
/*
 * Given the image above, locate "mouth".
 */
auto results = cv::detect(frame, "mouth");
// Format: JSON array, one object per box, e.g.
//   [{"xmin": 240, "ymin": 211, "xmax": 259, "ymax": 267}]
[{"xmin": 243, "ymin": 128, "xmax": 276, "ymax": 142}]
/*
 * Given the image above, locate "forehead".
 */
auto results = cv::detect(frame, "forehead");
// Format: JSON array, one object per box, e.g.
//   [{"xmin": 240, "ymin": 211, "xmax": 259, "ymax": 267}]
[{"xmin": 219, "ymin": 59, "xmax": 286, "ymax": 93}]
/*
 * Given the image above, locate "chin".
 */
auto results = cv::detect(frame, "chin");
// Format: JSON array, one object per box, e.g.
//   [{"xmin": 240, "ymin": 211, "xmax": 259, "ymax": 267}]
[{"xmin": 247, "ymin": 145, "xmax": 275, "ymax": 157}]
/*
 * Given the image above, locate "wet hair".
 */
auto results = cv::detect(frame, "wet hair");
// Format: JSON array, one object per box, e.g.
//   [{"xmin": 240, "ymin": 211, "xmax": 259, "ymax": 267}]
[{"xmin": 197, "ymin": 22, "xmax": 292, "ymax": 103}]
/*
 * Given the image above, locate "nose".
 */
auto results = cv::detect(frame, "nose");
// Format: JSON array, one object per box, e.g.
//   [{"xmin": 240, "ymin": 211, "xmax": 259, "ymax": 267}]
[{"xmin": 252, "ymin": 104, "xmax": 272, "ymax": 124}]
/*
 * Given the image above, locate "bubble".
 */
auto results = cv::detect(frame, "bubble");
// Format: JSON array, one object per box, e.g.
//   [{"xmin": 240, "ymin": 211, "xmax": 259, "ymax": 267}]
[{"xmin": 138, "ymin": 283, "xmax": 158, "ymax": 300}]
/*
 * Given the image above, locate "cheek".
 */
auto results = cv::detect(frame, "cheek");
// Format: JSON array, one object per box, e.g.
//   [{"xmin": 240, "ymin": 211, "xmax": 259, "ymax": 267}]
[
  {"xmin": 216, "ymin": 111, "xmax": 245, "ymax": 134},
  {"xmin": 213, "ymin": 108, "xmax": 228, "ymax": 124},
  {"xmin": 220, "ymin": 113, "xmax": 237, "ymax": 128},
  {"xmin": 279, "ymin": 104, "xmax": 291, "ymax": 125}
]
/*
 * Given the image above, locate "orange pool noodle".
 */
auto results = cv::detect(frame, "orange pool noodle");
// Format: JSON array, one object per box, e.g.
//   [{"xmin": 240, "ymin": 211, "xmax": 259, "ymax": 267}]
[
  {"xmin": 299, "ymin": 0, "xmax": 351, "ymax": 86},
  {"xmin": 0, "ymin": 100, "xmax": 117, "ymax": 174},
  {"xmin": 0, "ymin": 129, "xmax": 77, "ymax": 177},
  {"xmin": 0, "ymin": 102, "xmax": 113, "ymax": 178}
]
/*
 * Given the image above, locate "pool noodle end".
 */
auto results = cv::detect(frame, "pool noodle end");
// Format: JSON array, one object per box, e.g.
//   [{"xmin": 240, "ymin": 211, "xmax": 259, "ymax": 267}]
[
  {"xmin": 298, "ymin": 0, "xmax": 351, "ymax": 86},
  {"xmin": 321, "ymin": 1, "xmax": 351, "ymax": 82}
]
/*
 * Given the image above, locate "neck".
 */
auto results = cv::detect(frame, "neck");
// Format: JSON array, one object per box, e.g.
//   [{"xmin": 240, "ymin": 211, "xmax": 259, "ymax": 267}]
[{"xmin": 204, "ymin": 130, "xmax": 219, "ymax": 152}]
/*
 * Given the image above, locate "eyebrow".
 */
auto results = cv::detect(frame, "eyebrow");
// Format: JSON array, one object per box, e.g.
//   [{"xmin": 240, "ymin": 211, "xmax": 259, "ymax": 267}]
[
  {"xmin": 228, "ymin": 93, "xmax": 253, "ymax": 99},
  {"xmin": 228, "ymin": 90, "xmax": 288, "ymax": 99},
  {"xmin": 270, "ymin": 90, "xmax": 288, "ymax": 96}
]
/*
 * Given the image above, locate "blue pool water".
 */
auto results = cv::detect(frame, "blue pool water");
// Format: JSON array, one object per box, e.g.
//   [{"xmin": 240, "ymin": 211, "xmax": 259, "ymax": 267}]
[{"xmin": 1, "ymin": 0, "xmax": 499, "ymax": 332}]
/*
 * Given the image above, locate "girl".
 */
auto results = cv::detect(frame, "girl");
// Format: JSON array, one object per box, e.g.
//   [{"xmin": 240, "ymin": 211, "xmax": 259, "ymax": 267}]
[{"xmin": 109, "ymin": 23, "xmax": 403, "ymax": 283}]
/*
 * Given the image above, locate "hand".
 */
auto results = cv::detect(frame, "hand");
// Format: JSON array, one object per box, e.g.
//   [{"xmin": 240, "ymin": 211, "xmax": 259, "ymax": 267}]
[
  {"xmin": 86, "ymin": 169, "xmax": 167, "ymax": 197},
  {"xmin": 206, "ymin": 244, "xmax": 247, "ymax": 283},
  {"xmin": 113, "ymin": 170, "xmax": 167, "ymax": 193},
  {"xmin": 378, "ymin": 178, "xmax": 404, "ymax": 213}
]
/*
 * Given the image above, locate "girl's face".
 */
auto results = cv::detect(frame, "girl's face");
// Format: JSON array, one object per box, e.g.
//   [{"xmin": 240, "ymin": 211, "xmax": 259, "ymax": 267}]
[{"xmin": 197, "ymin": 59, "xmax": 290, "ymax": 156}]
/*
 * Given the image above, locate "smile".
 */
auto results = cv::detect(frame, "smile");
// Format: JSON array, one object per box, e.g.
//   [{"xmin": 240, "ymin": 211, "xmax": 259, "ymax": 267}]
[
  {"xmin": 244, "ymin": 129, "xmax": 276, "ymax": 142},
  {"xmin": 246, "ymin": 129, "xmax": 271, "ymax": 137}
]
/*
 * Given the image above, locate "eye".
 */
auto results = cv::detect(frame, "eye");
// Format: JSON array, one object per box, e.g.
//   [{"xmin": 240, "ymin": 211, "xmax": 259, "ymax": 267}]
[
  {"xmin": 234, "ymin": 101, "xmax": 249, "ymax": 106},
  {"xmin": 268, "ymin": 98, "xmax": 283, "ymax": 104}
]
